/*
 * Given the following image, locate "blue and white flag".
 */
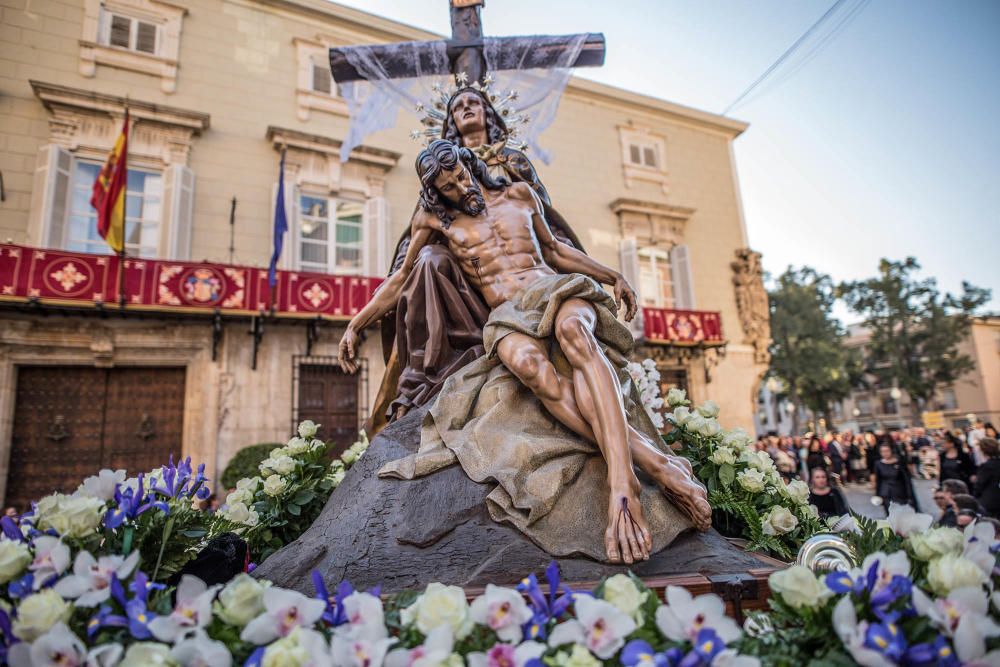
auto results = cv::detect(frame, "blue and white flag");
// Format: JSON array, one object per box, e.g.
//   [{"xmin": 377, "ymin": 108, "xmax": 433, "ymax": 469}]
[{"xmin": 268, "ymin": 148, "xmax": 288, "ymax": 289}]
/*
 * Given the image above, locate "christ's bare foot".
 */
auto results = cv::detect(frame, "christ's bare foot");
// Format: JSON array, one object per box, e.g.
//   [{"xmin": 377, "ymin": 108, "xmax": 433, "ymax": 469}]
[
  {"xmin": 605, "ymin": 479, "xmax": 652, "ymax": 564},
  {"xmin": 649, "ymin": 460, "xmax": 712, "ymax": 532}
]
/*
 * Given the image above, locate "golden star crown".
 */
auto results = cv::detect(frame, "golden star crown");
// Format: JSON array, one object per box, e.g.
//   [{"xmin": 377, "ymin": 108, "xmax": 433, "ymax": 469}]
[{"xmin": 410, "ymin": 72, "xmax": 530, "ymax": 151}]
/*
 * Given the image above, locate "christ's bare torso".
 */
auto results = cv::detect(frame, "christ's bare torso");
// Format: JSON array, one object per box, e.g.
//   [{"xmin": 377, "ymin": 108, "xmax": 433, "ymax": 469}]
[{"xmin": 425, "ymin": 186, "xmax": 555, "ymax": 308}]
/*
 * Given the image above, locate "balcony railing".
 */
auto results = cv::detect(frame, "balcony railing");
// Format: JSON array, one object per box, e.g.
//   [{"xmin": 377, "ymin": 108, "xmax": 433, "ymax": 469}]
[
  {"xmin": 641, "ymin": 306, "xmax": 724, "ymax": 345},
  {"xmin": 0, "ymin": 244, "xmax": 382, "ymax": 320}
]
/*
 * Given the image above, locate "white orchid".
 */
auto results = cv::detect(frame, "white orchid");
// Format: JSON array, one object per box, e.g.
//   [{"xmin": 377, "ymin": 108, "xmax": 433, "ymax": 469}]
[
  {"xmin": 148, "ymin": 575, "xmax": 220, "ymax": 642},
  {"xmin": 330, "ymin": 634, "xmax": 395, "ymax": 667},
  {"xmin": 171, "ymin": 629, "xmax": 234, "ymax": 667},
  {"xmin": 86, "ymin": 643, "xmax": 124, "ymax": 667},
  {"xmin": 28, "ymin": 536, "xmax": 71, "ymax": 589},
  {"xmin": 240, "ymin": 586, "xmax": 327, "ymax": 645},
  {"xmin": 963, "ymin": 521, "xmax": 1000, "ymax": 578},
  {"xmin": 76, "ymin": 469, "xmax": 127, "ymax": 501},
  {"xmin": 547, "ymin": 595, "xmax": 636, "ymax": 659},
  {"xmin": 8, "ymin": 622, "xmax": 86, "ymax": 667},
  {"xmin": 832, "ymin": 596, "xmax": 895, "ymax": 667},
  {"xmin": 912, "ymin": 585, "xmax": 1000, "ymax": 663},
  {"xmin": 336, "ymin": 591, "xmax": 389, "ymax": 641},
  {"xmin": 385, "ymin": 625, "xmax": 454, "ymax": 667},
  {"xmin": 655, "ymin": 585, "xmax": 741, "ymax": 644},
  {"xmin": 714, "ymin": 651, "xmax": 762, "ymax": 667},
  {"xmin": 469, "ymin": 585, "xmax": 532, "ymax": 642},
  {"xmin": 885, "ymin": 503, "xmax": 933, "ymax": 537},
  {"xmin": 53, "ymin": 550, "xmax": 140, "ymax": 607},
  {"xmin": 850, "ymin": 551, "xmax": 911, "ymax": 597},
  {"xmin": 467, "ymin": 642, "xmax": 546, "ymax": 667}
]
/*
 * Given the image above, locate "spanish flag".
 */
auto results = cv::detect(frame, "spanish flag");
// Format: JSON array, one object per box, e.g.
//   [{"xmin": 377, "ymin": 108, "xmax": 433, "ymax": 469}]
[{"xmin": 91, "ymin": 110, "xmax": 128, "ymax": 254}]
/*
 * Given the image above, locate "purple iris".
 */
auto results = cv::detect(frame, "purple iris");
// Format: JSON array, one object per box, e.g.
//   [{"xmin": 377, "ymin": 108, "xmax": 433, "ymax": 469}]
[
  {"xmin": 86, "ymin": 605, "xmax": 127, "ymax": 639},
  {"xmin": 825, "ymin": 561, "xmax": 914, "ymax": 619},
  {"xmin": 313, "ymin": 572, "xmax": 353, "ymax": 626},
  {"xmin": 621, "ymin": 639, "xmax": 677, "ymax": 667},
  {"xmin": 677, "ymin": 628, "xmax": 725, "ymax": 667},
  {"xmin": 863, "ymin": 620, "xmax": 907, "ymax": 663},
  {"xmin": 0, "ymin": 516, "xmax": 23, "ymax": 542},
  {"xmin": 0, "ymin": 607, "xmax": 17, "ymax": 663},
  {"xmin": 153, "ymin": 456, "xmax": 209, "ymax": 499},
  {"xmin": 7, "ymin": 572, "xmax": 35, "ymax": 600},
  {"xmin": 108, "ymin": 572, "xmax": 159, "ymax": 640},
  {"xmin": 104, "ymin": 474, "xmax": 169, "ymax": 530},
  {"xmin": 517, "ymin": 561, "xmax": 575, "ymax": 640},
  {"xmin": 904, "ymin": 636, "xmax": 960, "ymax": 667}
]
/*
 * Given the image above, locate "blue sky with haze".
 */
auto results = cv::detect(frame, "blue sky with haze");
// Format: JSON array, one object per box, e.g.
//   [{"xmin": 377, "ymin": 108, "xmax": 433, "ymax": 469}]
[{"xmin": 332, "ymin": 0, "xmax": 1000, "ymax": 322}]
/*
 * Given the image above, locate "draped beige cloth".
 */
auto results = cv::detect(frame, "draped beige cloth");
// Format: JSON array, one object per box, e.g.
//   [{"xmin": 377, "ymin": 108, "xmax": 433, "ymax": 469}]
[{"xmin": 379, "ymin": 273, "xmax": 692, "ymax": 561}]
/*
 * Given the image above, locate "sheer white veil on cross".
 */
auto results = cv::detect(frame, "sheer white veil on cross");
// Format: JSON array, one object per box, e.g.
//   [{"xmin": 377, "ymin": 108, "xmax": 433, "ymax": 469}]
[{"xmin": 336, "ymin": 34, "xmax": 587, "ymax": 164}]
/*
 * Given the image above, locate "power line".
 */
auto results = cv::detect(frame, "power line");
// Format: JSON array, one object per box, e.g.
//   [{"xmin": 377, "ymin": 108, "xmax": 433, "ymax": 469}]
[{"xmin": 722, "ymin": 0, "xmax": 850, "ymax": 115}]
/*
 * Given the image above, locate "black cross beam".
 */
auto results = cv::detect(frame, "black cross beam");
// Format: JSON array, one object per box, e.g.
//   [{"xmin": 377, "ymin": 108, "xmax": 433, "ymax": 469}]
[{"xmin": 329, "ymin": 0, "xmax": 605, "ymax": 86}]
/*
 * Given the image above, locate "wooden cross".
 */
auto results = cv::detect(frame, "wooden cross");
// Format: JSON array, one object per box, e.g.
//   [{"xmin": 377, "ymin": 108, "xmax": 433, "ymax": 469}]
[{"xmin": 329, "ymin": 0, "xmax": 605, "ymax": 86}]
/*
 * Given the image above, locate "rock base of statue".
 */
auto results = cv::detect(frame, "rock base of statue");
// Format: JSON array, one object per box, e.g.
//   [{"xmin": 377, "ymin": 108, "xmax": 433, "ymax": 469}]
[{"xmin": 253, "ymin": 406, "xmax": 780, "ymax": 612}]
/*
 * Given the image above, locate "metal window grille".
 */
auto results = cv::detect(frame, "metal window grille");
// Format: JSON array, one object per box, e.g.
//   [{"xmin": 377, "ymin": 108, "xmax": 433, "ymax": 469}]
[{"xmin": 290, "ymin": 355, "xmax": 368, "ymax": 450}]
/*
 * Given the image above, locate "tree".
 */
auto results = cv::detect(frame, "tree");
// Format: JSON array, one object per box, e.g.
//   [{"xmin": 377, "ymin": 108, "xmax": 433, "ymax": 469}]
[
  {"xmin": 767, "ymin": 267, "xmax": 861, "ymax": 433},
  {"xmin": 839, "ymin": 257, "xmax": 991, "ymax": 424}
]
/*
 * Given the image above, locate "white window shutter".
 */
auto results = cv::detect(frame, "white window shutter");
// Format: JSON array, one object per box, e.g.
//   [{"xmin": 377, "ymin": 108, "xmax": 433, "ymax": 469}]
[
  {"xmin": 28, "ymin": 145, "xmax": 73, "ymax": 249},
  {"xmin": 271, "ymin": 182, "xmax": 299, "ymax": 271},
  {"xmin": 363, "ymin": 196, "xmax": 389, "ymax": 276},
  {"xmin": 161, "ymin": 165, "xmax": 194, "ymax": 260},
  {"xmin": 670, "ymin": 244, "xmax": 696, "ymax": 310}
]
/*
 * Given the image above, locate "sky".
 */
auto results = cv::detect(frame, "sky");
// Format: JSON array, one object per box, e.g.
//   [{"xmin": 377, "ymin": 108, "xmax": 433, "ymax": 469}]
[{"xmin": 331, "ymin": 0, "xmax": 1000, "ymax": 323}]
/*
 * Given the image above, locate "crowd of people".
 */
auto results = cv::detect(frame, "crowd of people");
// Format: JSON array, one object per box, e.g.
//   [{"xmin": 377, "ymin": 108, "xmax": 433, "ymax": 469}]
[{"xmin": 754, "ymin": 419, "xmax": 1000, "ymax": 525}]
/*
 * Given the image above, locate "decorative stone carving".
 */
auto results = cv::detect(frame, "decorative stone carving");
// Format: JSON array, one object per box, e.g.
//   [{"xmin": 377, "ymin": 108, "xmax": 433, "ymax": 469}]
[
  {"xmin": 731, "ymin": 248, "xmax": 771, "ymax": 365},
  {"xmin": 610, "ymin": 198, "xmax": 693, "ymax": 248}
]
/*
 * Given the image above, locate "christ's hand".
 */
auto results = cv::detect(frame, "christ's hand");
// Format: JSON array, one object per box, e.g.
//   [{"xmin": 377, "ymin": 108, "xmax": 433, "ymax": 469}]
[
  {"xmin": 614, "ymin": 274, "xmax": 638, "ymax": 322},
  {"xmin": 338, "ymin": 326, "xmax": 360, "ymax": 374}
]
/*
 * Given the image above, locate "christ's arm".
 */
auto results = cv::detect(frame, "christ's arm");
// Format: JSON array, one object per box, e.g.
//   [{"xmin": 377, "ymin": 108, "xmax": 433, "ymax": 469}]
[
  {"xmin": 516, "ymin": 183, "xmax": 639, "ymax": 322},
  {"xmin": 338, "ymin": 209, "xmax": 437, "ymax": 373}
]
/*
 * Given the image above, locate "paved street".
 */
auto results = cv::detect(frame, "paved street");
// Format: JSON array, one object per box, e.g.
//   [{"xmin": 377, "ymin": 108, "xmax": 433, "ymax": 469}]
[{"xmin": 840, "ymin": 479, "xmax": 939, "ymax": 520}]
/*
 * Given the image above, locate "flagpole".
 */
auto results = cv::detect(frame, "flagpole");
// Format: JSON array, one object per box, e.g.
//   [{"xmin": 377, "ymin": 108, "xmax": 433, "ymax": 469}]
[{"xmin": 117, "ymin": 105, "xmax": 129, "ymax": 310}]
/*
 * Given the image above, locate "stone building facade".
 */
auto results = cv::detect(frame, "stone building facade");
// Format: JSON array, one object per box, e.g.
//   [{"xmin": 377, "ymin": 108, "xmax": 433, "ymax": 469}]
[{"xmin": 0, "ymin": 0, "xmax": 769, "ymax": 507}]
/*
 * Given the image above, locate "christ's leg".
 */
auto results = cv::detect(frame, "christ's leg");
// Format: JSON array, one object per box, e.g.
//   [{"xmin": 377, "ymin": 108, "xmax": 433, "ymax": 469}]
[
  {"xmin": 553, "ymin": 299, "xmax": 652, "ymax": 564},
  {"xmin": 496, "ymin": 334, "xmax": 711, "ymax": 540}
]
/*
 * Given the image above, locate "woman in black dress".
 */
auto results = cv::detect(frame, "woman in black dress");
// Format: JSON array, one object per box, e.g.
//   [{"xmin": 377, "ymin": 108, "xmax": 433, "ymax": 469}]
[
  {"xmin": 974, "ymin": 437, "xmax": 1000, "ymax": 518},
  {"xmin": 940, "ymin": 432, "xmax": 975, "ymax": 488},
  {"xmin": 809, "ymin": 467, "xmax": 848, "ymax": 518},
  {"xmin": 806, "ymin": 436, "xmax": 828, "ymax": 473},
  {"xmin": 873, "ymin": 443, "xmax": 914, "ymax": 508}
]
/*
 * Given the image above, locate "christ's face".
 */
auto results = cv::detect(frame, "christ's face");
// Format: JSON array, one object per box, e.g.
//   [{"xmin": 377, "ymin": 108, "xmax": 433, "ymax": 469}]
[
  {"xmin": 450, "ymin": 91, "xmax": 486, "ymax": 137},
  {"xmin": 434, "ymin": 163, "xmax": 486, "ymax": 216}
]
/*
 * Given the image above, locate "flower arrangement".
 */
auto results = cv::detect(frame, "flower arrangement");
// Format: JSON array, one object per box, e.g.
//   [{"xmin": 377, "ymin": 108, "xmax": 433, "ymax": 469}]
[
  {"xmin": 744, "ymin": 504, "xmax": 1000, "ymax": 665},
  {"xmin": 627, "ymin": 360, "xmax": 666, "ymax": 430},
  {"xmin": 662, "ymin": 390, "xmax": 823, "ymax": 558}
]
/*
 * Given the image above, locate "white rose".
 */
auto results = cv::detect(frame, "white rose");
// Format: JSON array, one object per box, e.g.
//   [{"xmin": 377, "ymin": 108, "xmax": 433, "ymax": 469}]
[
  {"xmin": 119, "ymin": 642, "xmax": 175, "ymax": 667},
  {"xmin": 741, "ymin": 450, "xmax": 775, "ymax": 473},
  {"xmin": 696, "ymin": 400, "xmax": 720, "ymax": 419},
  {"xmin": 297, "ymin": 420, "xmax": 320, "ymax": 439},
  {"xmin": 35, "ymin": 494, "xmax": 105, "ymax": 539},
  {"xmin": 226, "ymin": 489, "xmax": 253, "ymax": 506},
  {"xmin": 557, "ymin": 645, "xmax": 602, "ymax": 667},
  {"xmin": 215, "ymin": 573, "xmax": 271, "ymax": 627},
  {"xmin": 927, "ymin": 554, "xmax": 989, "ymax": 595},
  {"xmin": 246, "ymin": 509, "xmax": 260, "ymax": 527},
  {"xmin": 785, "ymin": 480, "xmax": 810, "ymax": 506},
  {"xmin": 722, "ymin": 428, "xmax": 752, "ymax": 452},
  {"xmin": 341, "ymin": 450, "xmax": 358, "ymax": 465},
  {"xmin": 908, "ymin": 527, "xmax": 964, "ymax": 561},
  {"xmin": 237, "ymin": 477, "xmax": 261, "ymax": 493},
  {"xmin": 310, "ymin": 439, "xmax": 326, "ymax": 452},
  {"xmin": 694, "ymin": 417, "xmax": 721, "ymax": 438},
  {"xmin": 666, "ymin": 388, "xmax": 688, "ymax": 408},
  {"xmin": 272, "ymin": 456, "xmax": 296, "ymax": 476},
  {"xmin": 258, "ymin": 458, "xmax": 276, "ymax": 476},
  {"xmin": 0, "ymin": 538, "xmax": 31, "ymax": 584},
  {"xmin": 331, "ymin": 470, "xmax": 346, "ymax": 486},
  {"xmin": 263, "ymin": 474, "xmax": 288, "ymax": 497},
  {"xmin": 737, "ymin": 469, "xmax": 767, "ymax": 493},
  {"xmin": 401, "ymin": 582, "xmax": 473, "ymax": 638},
  {"xmin": 710, "ymin": 447, "xmax": 736, "ymax": 466},
  {"xmin": 669, "ymin": 406, "xmax": 693, "ymax": 427},
  {"xmin": 286, "ymin": 437, "xmax": 310, "ymax": 455},
  {"xmin": 768, "ymin": 565, "xmax": 832, "ymax": 609},
  {"xmin": 13, "ymin": 589, "xmax": 72, "ymax": 641},
  {"xmin": 762, "ymin": 506, "xmax": 798, "ymax": 536},
  {"xmin": 602, "ymin": 574, "xmax": 647, "ymax": 622},
  {"xmin": 270, "ymin": 447, "xmax": 289, "ymax": 459},
  {"xmin": 225, "ymin": 501, "xmax": 250, "ymax": 524}
]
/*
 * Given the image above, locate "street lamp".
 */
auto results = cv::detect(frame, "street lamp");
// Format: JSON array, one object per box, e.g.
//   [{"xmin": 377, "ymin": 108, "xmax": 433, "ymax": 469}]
[
  {"xmin": 852, "ymin": 408, "xmax": 861, "ymax": 417},
  {"xmin": 890, "ymin": 387, "xmax": 902, "ymax": 401}
]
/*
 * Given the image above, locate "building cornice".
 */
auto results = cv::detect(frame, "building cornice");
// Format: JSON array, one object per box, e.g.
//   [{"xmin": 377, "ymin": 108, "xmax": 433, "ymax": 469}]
[
  {"xmin": 248, "ymin": 0, "xmax": 749, "ymax": 138},
  {"xmin": 30, "ymin": 80, "xmax": 210, "ymax": 131},
  {"xmin": 266, "ymin": 125, "xmax": 401, "ymax": 169},
  {"xmin": 610, "ymin": 198, "xmax": 694, "ymax": 221}
]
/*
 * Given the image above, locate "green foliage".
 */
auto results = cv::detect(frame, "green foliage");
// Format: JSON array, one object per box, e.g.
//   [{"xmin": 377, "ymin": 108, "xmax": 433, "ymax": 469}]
[
  {"xmin": 767, "ymin": 267, "xmax": 862, "ymax": 426},
  {"xmin": 220, "ymin": 443, "xmax": 281, "ymax": 489},
  {"xmin": 839, "ymin": 257, "xmax": 991, "ymax": 419}
]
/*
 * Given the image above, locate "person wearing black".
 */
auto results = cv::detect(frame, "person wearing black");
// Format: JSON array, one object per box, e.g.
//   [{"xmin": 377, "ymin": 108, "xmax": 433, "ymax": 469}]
[
  {"xmin": 873, "ymin": 442, "xmax": 916, "ymax": 509},
  {"xmin": 940, "ymin": 432, "xmax": 976, "ymax": 488},
  {"xmin": 808, "ymin": 468, "xmax": 848, "ymax": 518},
  {"xmin": 974, "ymin": 437, "xmax": 1000, "ymax": 518},
  {"xmin": 806, "ymin": 436, "xmax": 828, "ymax": 473},
  {"xmin": 933, "ymin": 479, "xmax": 968, "ymax": 528}
]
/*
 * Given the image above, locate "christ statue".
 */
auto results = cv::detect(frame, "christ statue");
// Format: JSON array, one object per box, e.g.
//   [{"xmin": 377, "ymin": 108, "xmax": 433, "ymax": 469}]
[{"xmin": 340, "ymin": 141, "xmax": 710, "ymax": 564}]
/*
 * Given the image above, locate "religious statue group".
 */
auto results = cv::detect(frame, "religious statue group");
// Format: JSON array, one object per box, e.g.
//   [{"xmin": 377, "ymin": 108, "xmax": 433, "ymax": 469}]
[{"xmin": 338, "ymin": 85, "xmax": 711, "ymax": 565}]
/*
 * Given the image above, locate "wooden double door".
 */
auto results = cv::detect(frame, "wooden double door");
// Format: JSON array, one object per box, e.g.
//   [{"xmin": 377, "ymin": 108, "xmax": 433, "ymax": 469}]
[
  {"xmin": 296, "ymin": 362, "xmax": 360, "ymax": 456},
  {"xmin": 6, "ymin": 366, "xmax": 185, "ymax": 513}
]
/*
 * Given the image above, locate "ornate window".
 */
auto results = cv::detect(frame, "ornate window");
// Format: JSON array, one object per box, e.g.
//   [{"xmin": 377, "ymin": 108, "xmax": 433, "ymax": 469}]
[
  {"xmin": 294, "ymin": 38, "xmax": 349, "ymax": 121},
  {"xmin": 79, "ymin": 0, "xmax": 186, "ymax": 93},
  {"xmin": 617, "ymin": 125, "xmax": 669, "ymax": 193},
  {"xmin": 298, "ymin": 195, "xmax": 364, "ymax": 275}
]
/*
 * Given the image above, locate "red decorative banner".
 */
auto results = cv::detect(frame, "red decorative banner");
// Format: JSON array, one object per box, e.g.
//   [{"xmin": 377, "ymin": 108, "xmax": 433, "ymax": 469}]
[
  {"xmin": 642, "ymin": 306, "xmax": 724, "ymax": 345},
  {"xmin": 0, "ymin": 244, "xmax": 382, "ymax": 320}
]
